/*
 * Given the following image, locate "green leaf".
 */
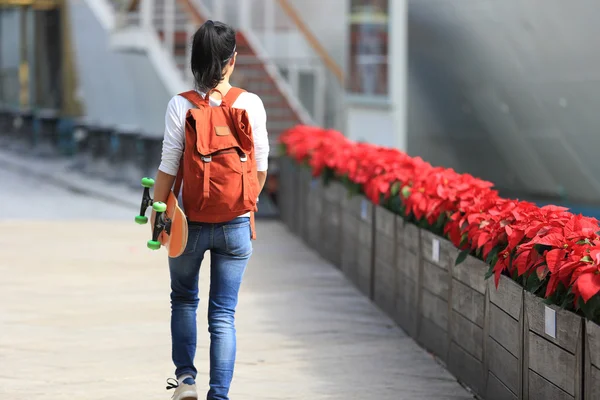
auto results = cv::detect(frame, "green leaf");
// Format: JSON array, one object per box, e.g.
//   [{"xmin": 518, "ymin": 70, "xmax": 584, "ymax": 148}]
[
  {"xmin": 459, "ymin": 234, "xmax": 468, "ymax": 248},
  {"xmin": 390, "ymin": 181, "xmax": 401, "ymax": 197},
  {"xmin": 484, "ymin": 264, "xmax": 494, "ymax": 280},
  {"xmin": 401, "ymin": 186, "xmax": 411, "ymax": 199},
  {"xmin": 485, "ymin": 246, "xmax": 500, "ymax": 265},
  {"xmin": 578, "ymin": 295, "xmax": 600, "ymax": 323},
  {"xmin": 455, "ymin": 249, "xmax": 469, "ymax": 266},
  {"xmin": 524, "ymin": 272, "xmax": 545, "ymax": 294}
]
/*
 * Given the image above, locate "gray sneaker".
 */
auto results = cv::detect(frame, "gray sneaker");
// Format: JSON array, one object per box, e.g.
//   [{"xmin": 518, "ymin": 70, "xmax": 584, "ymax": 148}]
[{"xmin": 166, "ymin": 378, "xmax": 198, "ymax": 400}]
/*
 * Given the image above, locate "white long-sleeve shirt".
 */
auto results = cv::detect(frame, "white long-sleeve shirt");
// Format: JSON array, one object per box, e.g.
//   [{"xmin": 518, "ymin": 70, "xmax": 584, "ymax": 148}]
[{"xmin": 158, "ymin": 90, "xmax": 270, "ymax": 175}]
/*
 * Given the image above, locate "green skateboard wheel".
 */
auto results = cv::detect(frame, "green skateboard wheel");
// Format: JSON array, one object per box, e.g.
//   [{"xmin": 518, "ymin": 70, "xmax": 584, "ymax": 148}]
[
  {"xmin": 152, "ymin": 202, "xmax": 167, "ymax": 213},
  {"xmin": 147, "ymin": 240, "xmax": 161, "ymax": 250},
  {"xmin": 141, "ymin": 177, "xmax": 155, "ymax": 188},
  {"xmin": 135, "ymin": 215, "xmax": 148, "ymax": 224}
]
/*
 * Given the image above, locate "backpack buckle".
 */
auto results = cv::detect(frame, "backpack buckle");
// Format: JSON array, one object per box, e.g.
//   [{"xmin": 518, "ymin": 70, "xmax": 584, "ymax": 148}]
[
  {"xmin": 201, "ymin": 155, "xmax": 212, "ymax": 163},
  {"xmin": 240, "ymin": 154, "xmax": 248, "ymax": 162}
]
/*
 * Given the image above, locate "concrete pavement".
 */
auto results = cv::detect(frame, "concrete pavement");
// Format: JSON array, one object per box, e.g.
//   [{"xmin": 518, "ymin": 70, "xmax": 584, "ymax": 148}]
[{"xmin": 0, "ymin": 162, "xmax": 473, "ymax": 399}]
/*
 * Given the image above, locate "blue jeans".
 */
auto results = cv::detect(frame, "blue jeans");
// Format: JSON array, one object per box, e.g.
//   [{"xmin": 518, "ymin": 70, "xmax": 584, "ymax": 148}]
[{"xmin": 169, "ymin": 217, "xmax": 252, "ymax": 400}]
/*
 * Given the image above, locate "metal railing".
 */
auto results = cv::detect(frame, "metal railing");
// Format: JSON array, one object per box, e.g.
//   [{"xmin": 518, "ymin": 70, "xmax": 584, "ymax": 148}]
[
  {"xmin": 112, "ymin": 0, "xmax": 345, "ymax": 130},
  {"xmin": 196, "ymin": 0, "xmax": 345, "ymax": 130}
]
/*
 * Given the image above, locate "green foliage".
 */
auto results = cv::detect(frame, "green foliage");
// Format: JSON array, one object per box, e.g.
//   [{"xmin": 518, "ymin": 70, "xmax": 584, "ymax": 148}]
[
  {"xmin": 455, "ymin": 249, "xmax": 469, "ymax": 266},
  {"xmin": 578, "ymin": 295, "xmax": 600, "ymax": 324}
]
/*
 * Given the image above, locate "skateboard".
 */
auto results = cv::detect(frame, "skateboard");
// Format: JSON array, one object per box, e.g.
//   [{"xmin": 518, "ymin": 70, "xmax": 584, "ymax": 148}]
[{"xmin": 135, "ymin": 177, "xmax": 189, "ymax": 257}]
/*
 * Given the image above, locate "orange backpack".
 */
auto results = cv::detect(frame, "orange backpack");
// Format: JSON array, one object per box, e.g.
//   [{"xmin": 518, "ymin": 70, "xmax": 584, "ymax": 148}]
[{"xmin": 173, "ymin": 87, "xmax": 259, "ymax": 238}]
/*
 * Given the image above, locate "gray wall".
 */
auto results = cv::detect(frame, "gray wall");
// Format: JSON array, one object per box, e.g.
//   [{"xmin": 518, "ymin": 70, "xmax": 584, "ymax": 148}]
[
  {"xmin": 67, "ymin": 0, "xmax": 171, "ymax": 136},
  {"xmin": 407, "ymin": 0, "xmax": 600, "ymax": 203},
  {"xmin": 0, "ymin": 8, "xmax": 22, "ymax": 106},
  {"xmin": 287, "ymin": 0, "xmax": 348, "ymax": 71}
]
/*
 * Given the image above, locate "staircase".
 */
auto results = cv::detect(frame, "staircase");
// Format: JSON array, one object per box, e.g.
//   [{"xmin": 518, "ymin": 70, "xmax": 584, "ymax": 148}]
[{"xmin": 107, "ymin": 0, "xmax": 344, "ymax": 154}]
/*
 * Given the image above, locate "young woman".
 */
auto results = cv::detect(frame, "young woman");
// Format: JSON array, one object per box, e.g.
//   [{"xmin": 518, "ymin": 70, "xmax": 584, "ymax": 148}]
[{"xmin": 151, "ymin": 20, "xmax": 269, "ymax": 400}]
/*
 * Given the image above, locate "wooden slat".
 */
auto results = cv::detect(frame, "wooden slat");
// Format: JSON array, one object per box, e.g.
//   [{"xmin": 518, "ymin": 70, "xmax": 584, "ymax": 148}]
[
  {"xmin": 453, "ymin": 255, "xmax": 488, "ymax": 294},
  {"xmin": 374, "ymin": 258, "xmax": 396, "ymax": 317},
  {"xmin": 298, "ymin": 167, "xmax": 312, "ymax": 241},
  {"xmin": 419, "ymin": 315, "xmax": 449, "ymax": 363},
  {"xmin": 527, "ymin": 332, "xmax": 577, "ymax": 396},
  {"xmin": 358, "ymin": 219, "xmax": 373, "ymax": 245},
  {"xmin": 323, "ymin": 181, "xmax": 344, "ymax": 203},
  {"xmin": 421, "ymin": 230, "xmax": 456, "ymax": 269},
  {"xmin": 487, "ymin": 337, "xmax": 520, "ymax": 397},
  {"xmin": 375, "ymin": 206, "xmax": 395, "ymax": 237},
  {"xmin": 489, "ymin": 303, "xmax": 521, "ymax": 356},
  {"xmin": 422, "ymin": 261, "xmax": 450, "ymax": 300},
  {"xmin": 397, "ymin": 247, "xmax": 419, "ymax": 282},
  {"xmin": 450, "ymin": 310, "xmax": 484, "ymax": 360},
  {"xmin": 452, "ymin": 279, "xmax": 485, "ymax": 328},
  {"xmin": 486, "ymin": 371, "xmax": 518, "ymax": 400},
  {"xmin": 528, "ymin": 369, "xmax": 573, "ymax": 400},
  {"xmin": 375, "ymin": 230, "xmax": 394, "ymax": 265},
  {"xmin": 489, "ymin": 275, "xmax": 523, "ymax": 320},
  {"xmin": 356, "ymin": 243, "xmax": 372, "ymax": 297},
  {"xmin": 397, "ymin": 217, "xmax": 420, "ymax": 254},
  {"xmin": 341, "ymin": 217, "xmax": 358, "ymax": 280},
  {"xmin": 421, "ymin": 289, "xmax": 449, "ymax": 330},
  {"xmin": 320, "ymin": 202, "xmax": 341, "ymax": 267},
  {"xmin": 395, "ymin": 286, "xmax": 418, "ymax": 338},
  {"xmin": 486, "ymin": 273, "xmax": 523, "ymax": 400},
  {"xmin": 525, "ymin": 291, "xmax": 582, "ymax": 354},
  {"xmin": 586, "ymin": 364, "xmax": 600, "ymax": 400},
  {"xmin": 586, "ymin": 320, "xmax": 600, "ymax": 367},
  {"xmin": 585, "ymin": 320, "xmax": 600, "ymax": 400},
  {"xmin": 304, "ymin": 178, "xmax": 322, "ymax": 249},
  {"xmin": 449, "ymin": 342, "xmax": 486, "ymax": 396}
]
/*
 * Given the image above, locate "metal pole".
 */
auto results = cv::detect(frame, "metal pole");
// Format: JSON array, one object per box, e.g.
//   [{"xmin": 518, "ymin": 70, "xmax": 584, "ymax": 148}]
[
  {"xmin": 264, "ymin": 0, "xmax": 275, "ymax": 54},
  {"xmin": 390, "ymin": 0, "xmax": 407, "ymax": 151},
  {"xmin": 19, "ymin": 5, "xmax": 30, "ymax": 109},
  {"xmin": 164, "ymin": 0, "xmax": 175, "ymax": 54},
  {"xmin": 140, "ymin": 0, "xmax": 154, "ymax": 29},
  {"xmin": 0, "ymin": 7, "xmax": 4, "ymax": 105}
]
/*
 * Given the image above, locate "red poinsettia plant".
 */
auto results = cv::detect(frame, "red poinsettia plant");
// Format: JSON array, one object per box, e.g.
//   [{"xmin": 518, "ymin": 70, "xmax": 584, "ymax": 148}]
[{"xmin": 279, "ymin": 126, "xmax": 600, "ymax": 322}]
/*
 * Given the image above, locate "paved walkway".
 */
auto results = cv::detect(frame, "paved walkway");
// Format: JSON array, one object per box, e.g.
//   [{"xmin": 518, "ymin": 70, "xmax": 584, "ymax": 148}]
[{"xmin": 0, "ymin": 153, "xmax": 474, "ymax": 399}]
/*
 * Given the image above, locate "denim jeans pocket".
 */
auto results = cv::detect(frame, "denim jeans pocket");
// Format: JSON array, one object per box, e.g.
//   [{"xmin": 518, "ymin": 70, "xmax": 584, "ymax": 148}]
[
  {"xmin": 180, "ymin": 226, "xmax": 201, "ymax": 256},
  {"xmin": 222, "ymin": 221, "xmax": 252, "ymax": 257}
]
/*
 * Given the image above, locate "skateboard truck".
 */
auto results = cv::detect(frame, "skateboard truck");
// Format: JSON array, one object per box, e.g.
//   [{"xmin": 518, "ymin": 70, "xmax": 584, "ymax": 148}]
[{"xmin": 135, "ymin": 177, "xmax": 172, "ymax": 250}]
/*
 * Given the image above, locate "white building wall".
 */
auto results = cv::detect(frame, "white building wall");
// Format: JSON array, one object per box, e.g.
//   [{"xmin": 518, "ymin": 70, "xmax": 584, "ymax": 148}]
[{"xmin": 286, "ymin": 0, "xmax": 348, "ymax": 69}]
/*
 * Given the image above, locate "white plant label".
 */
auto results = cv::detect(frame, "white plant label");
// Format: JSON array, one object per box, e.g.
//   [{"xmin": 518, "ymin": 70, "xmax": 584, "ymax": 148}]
[
  {"xmin": 545, "ymin": 306, "xmax": 557, "ymax": 339},
  {"xmin": 432, "ymin": 238, "xmax": 440, "ymax": 263},
  {"xmin": 360, "ymin": 200, "xmax": 368, "ymax": 220}
]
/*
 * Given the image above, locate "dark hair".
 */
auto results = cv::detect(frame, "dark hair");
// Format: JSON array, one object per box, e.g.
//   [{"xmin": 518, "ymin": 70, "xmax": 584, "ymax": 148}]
[{"xmin": 191, "ymin": 20, "xmax": 236, "ymax": 91}]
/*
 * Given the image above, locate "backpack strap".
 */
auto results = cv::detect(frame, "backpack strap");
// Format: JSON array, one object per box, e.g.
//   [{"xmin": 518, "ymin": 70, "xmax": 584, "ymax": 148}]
[
  {"xmin": 223, "ymin": 87, "xmax": 246, "ymax": 107},
  {"xmin": 173, "ymin": 90, "xmax": 205, "ymax": 197},
  {"xmin": 179, "ymin": 90, "xmax": 205, "ymax": 108}
]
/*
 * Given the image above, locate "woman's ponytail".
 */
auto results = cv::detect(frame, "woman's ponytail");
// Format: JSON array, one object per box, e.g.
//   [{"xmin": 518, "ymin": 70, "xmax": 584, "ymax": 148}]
[{"xmin": 191, "ymin": 20, "xmax": 236, "ymax": 91}]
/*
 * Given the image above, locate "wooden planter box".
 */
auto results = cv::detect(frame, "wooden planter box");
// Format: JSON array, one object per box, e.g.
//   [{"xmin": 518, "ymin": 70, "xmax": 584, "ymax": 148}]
[
  {"xmin": 448, "ymin": 255, "xmax": 488, "ymax": 397},
  {"xmin": 319, "ymin": 181, "xmax": 344, "ymax": 267},
  {"xmin": 418, "ymin": 230, "xmax": 457, "ymax": 364},
  {"xmin": 486, "ymin": 275, "xmax": 524, "ymax": 400},
  {"xmin": 585, "ymin": 320, "xmax": 600, "ymax": 400},
  {"xmin": 304, "ymin": 177, "xmax": 323, "ymax": 250},
  {"xmin": 340, "ymin": 194, "xmax": 373, "ymax": 297},
  {"xmin": 524, "ymin": 291, "xmax": 584, "ymax": 400},
  {"xmin": 278, "ymin": 156, "xmax": 296, "ymax": 230},
  {"xmin": 394, "ymin": 219, "xmax": 420, "ymax": 338},
  {"xmin": 373, "ymin": 206, "xmax": 396, "ymax": 318},
  {"xmin": 294, "ymin": 165, "xmax": 311, "ymax": 238}
]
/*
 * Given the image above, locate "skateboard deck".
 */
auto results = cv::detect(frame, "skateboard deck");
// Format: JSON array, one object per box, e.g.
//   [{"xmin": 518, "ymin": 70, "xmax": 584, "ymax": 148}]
[{"xmin": 135, "ymin": 177, "xmax": 189, "ymax": 257}]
